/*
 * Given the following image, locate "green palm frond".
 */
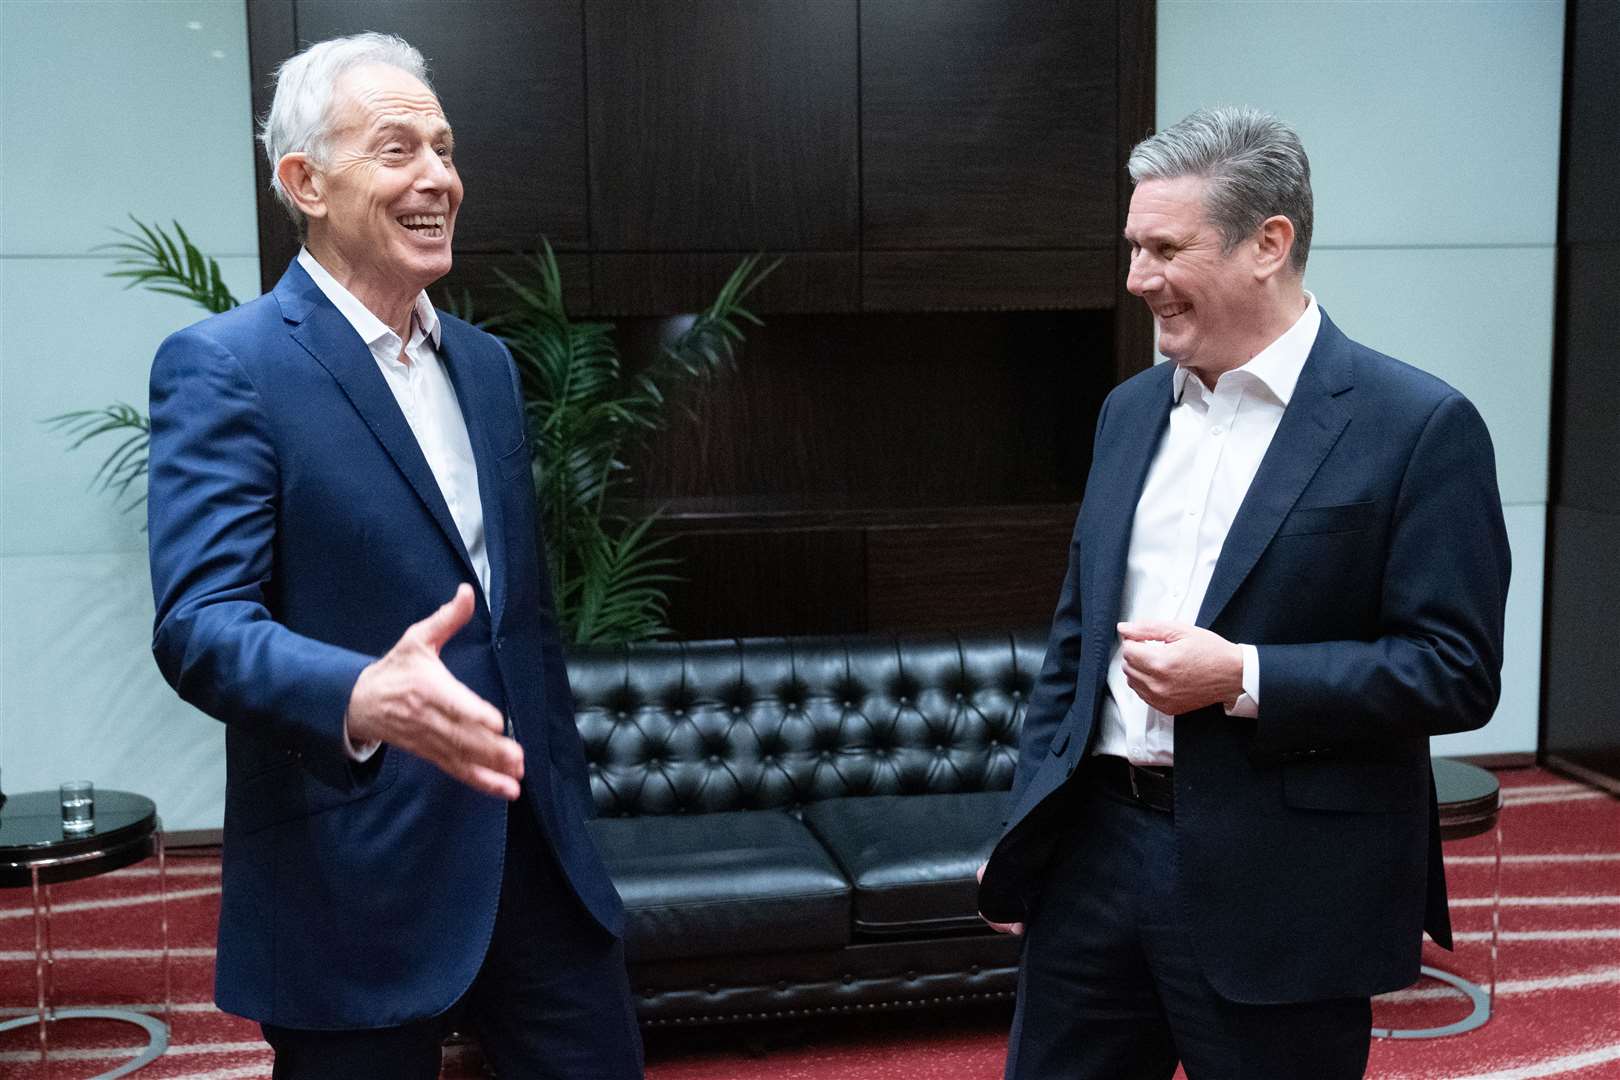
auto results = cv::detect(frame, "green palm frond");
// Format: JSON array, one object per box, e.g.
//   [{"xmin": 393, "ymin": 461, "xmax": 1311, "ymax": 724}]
[
  {"xmin": 53, "ymin": 219, "xmax": 240, "ymax": 517},
  {"xmin": 45, "ymin": 404, "xmax": 151, "ymax": 509},
  {"xmin": 498, "ymin": 241, "xmax": 776, "ymax": 642},
  {"xmin": 564, "ymin": 515, "xmax": 682, "ymax": 645},
  {"xmin": 96, "ymin": 217, "xmax": 239, "ymax": 314}
]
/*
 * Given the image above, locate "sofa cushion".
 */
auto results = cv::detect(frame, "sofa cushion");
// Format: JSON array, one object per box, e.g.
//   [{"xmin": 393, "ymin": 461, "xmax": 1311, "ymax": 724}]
[
  {"xmin": 801, "ymin": 791, "xmax": 1011, "ymax": 935},
  {"xmin": 587, "ymin": 809, "xmax": 851, "ymax": 962}
]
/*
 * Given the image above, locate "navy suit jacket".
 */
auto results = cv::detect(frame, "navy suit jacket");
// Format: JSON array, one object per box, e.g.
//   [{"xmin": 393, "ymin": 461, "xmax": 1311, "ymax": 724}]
[
  {"xmin": 979, "ymin": 311, "xmax": 1510, "ymax": 1004},
  {"xmin": 148, "ymin": 260, "xmax": 623, "ymax": 1028}
]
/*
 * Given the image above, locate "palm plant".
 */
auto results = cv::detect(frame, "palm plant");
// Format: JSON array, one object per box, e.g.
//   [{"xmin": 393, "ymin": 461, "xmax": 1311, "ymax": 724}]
[
  {"xmin": 54, "ymin": 220, "xmax": 774, "ymax": 644},
  {"xmin": 48, "ymin": 219, "xmax": 237, "ymax": 511},
  {"xmin": 491, "ymin": 243, "xmax": 775, "ymax": 643}
]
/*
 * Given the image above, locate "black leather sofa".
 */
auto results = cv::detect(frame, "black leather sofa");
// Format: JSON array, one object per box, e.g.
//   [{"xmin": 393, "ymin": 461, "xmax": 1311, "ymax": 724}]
[{"xmin": 566, "ymin": 629, "xmax": 1045, "ymax": 1026}]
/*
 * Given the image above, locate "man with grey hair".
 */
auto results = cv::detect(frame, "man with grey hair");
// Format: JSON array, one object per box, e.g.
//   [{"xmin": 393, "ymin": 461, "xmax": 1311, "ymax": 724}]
[
  {"xmin": 978, "ymin": 107, "xmax": 1509, "ymax": 1077},
  {"xmin": 148, "ymin": 33, "xmax": 641, "ymax": 1077}
]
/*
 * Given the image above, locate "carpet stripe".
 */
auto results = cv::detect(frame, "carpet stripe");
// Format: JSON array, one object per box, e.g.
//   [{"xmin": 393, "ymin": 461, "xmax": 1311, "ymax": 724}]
[
  {"xmin": 1376, "ymin": 963, "xmax": 1620, "ymax": 1002},
  {"xmin": 1451, "ymin": 928, "xmax": 1620, "ymax": 942},
  {"xmin": 0, "ymin": 946, "xmax": 215, "ymax": 962},
  {"xmin": 0, "ymin": 885, "xmax": 221, "ymax": 920},
  {"xmin": 1446, "ymin": 853, "xmax": 1620, "ymax": 865},
  {"xmin": 0, "ymin": 1000, "xmax": 223, "ymax": 1018},
  {"xmin": 0, "ymin": 1040, "xmax": 267, "ymax": 1063},
  {"xmin": 1500, "ymin": 783, "xmax": 1590, "ymax": 795},
  {"xmin": 1501, "ymin": 792, "xmax": 1612, "ymax": 807},
  {"xmin": 1449, "ymin": 894, "xmax": 1620, "ymax": 907},
  {"xmin": 108, "ymin": 865, "xmax": 221, "ymax": 879},
  {"xmin": 153, "ymin": 1067, "xmax": 271, "ymax": 1080},
  {"xmin": 1446, "ymin": 1042, "xmax": 1620, "ymax": 1080}
]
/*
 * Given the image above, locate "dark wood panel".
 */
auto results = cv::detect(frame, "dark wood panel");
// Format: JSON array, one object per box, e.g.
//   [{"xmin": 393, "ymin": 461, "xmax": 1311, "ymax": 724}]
[
  {"xmin": 865, "ymin": 514, "xmax": 1076, "ymax": 633},
  {"xmin": 586, "ymin": 0, "xmax": 859, "ymax": 251},
  {"xmin": 431, "ymin": 252, "xmax": 592, "ymax": 323},
  {"xmin": 860, "ymin": 0, "xmax": 1118, "ymax": 250},
  {"xmin": 619, "ymin": 311, "xmax": 1110, "ymax": 506},
  {"xmin": 247, "ymin": 0, "xmax": 299, "ymax": 294},
  {"xmin": 1113, "ymin": 0, "xmax": 1157, "ymax": 381},
  {"xmin": 290, "ymin": 0, "xmax": 589, "ymax": 253},
  {"xmin": 1562, "ymin": 0, "xmax": 1620, "ymax": 245},
  {"xmin": 590, "ymin": 252, "xmax": 859, "ymax": 315},
  {"xmin": 862, "ymin": 251, "xmax": 1115, "ymax": 312},
  {"xmin": 1555, "ymin": 242, "xmax": 1620, "ymax": 512},
  {"xmin": 1543, "ymin": 506, "xmax": 1620, "ymax": 784},
  {"xmin": 657, "ymin": 526, "xmax": 867, "ymax": 639}
]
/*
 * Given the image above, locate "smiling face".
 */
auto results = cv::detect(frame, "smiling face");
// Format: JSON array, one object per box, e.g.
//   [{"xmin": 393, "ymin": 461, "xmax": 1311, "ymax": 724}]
[
  {"xmin": 304, "ymin": 63, "xmax": 462, "ymax": 314},
  {"xmin": 1124, "ymin": 175, "xmax": 1266, "ymax": 382}
]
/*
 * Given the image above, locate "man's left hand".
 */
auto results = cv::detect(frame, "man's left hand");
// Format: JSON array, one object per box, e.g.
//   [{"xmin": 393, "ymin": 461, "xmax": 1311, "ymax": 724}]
[{"xmin": 1118, "ymin": 621, "xmax": 1245, "ymax": 716}]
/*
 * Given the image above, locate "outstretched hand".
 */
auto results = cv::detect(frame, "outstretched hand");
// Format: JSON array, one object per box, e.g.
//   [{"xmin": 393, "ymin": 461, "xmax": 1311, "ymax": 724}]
[
  {"xmin": 346, "ymin": 584, "xmax": 524, "ymax": 800},
  {"xmin": 1117, "ymin": 620, "xmax": 1245, "ymax": 717}
]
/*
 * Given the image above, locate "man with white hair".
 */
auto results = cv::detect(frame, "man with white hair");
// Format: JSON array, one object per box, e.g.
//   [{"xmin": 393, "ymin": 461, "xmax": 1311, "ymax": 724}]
[
  {"xmin": 148, "ymin": 33, "xmax": 642, "ymax": 1077},
  {"xmin": 978, "ymin": 107, "xmax": 1510, "ymax": 1077}
]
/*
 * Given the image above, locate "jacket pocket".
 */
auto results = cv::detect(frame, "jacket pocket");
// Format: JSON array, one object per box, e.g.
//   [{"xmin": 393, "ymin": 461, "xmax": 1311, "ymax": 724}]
[
  {"xmin": 1282, "ymin": 759, "xmax": 1424, "ymax": 814},
  {"xmin": 234, "ymin": 751, "xmax": 400, "ymax": 835},
  {"xmin": 498, "ymin": 437, "xmax": 533, "ymax": 481},
  {"xmin": 1275, "ymin": 499, "xmax": 1377, "ymax": 537}
]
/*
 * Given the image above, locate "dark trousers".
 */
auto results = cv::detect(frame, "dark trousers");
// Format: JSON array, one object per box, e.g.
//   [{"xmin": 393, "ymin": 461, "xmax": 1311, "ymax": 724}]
[
  {"xmin": 263, "ymin": 796, "xmax": 643, "ymax": 1079},
  {"xmin": 1006, "ymin": 778, "xmax": 1371, "ymax": 1080}
]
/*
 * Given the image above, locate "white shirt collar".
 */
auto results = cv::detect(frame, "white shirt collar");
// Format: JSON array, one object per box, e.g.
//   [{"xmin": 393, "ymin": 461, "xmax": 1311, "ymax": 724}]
[
  {"xmin": 1172, "ymin": 291, "xmax": 1320, "ymax": 407},
  {"xmin": 297, "ymin": 247, "xmax": 441, "ymax": 351}
]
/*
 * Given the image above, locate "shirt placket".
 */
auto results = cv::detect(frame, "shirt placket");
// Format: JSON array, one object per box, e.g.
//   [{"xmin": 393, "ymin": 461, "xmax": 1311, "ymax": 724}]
[{"xmin": 1167, "ymin": 388, "xmax": 1228, "ymax": 620}]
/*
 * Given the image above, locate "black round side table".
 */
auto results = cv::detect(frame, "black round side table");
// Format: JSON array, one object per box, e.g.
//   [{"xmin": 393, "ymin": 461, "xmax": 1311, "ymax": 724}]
[
  {"xmin": 0, "ymin": 790, "xmax": 172, "ymax": 1077},
  {"xmin": 1372, "ymin": 758, "xmax": 1503, "ymax": 1041}
]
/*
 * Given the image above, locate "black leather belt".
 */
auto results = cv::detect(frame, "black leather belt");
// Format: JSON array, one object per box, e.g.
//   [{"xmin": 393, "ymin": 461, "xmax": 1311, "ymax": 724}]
[{"xmin": 1085, "ymin": 755, "xmax": 1174, "ymax": 813}]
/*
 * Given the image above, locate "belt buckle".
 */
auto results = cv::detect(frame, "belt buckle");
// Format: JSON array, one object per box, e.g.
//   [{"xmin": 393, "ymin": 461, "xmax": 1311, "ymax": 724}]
[{"xmin": 1128, "ymin": 764, "xmax": 1141, "ymax": 800}]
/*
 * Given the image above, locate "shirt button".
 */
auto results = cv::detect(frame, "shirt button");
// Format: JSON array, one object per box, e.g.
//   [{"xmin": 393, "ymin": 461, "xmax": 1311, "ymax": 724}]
[{"xmin": 1210, "ymin": 425, "xmax": 1225, "ymax": 436}]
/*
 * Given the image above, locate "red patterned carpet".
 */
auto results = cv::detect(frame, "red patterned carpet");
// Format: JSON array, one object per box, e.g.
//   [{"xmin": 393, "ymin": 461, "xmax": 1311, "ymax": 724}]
[{"xmin": 3, "ymin": 767, "xmax": 1616, "ymax": 1079}]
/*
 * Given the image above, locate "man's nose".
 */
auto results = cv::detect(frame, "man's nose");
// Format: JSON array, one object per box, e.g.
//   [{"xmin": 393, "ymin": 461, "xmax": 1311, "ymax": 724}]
[
  {"xmin": 1126, "ymin": 253, "xmax": 1157, "ymax": 297},
  {"xmin": 414, "ymin": 148, "xmax": 453, "ymax": 188}
]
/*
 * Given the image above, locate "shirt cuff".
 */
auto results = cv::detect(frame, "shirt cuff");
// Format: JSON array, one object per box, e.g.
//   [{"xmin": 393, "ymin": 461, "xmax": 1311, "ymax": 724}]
[
  {"xmin": 1224, "ymin": 643, "xmax": 1260, "ymax": 719},
  {"xmin": 342, "ymin": 709, "xmax": 381, "ymax": 763}
]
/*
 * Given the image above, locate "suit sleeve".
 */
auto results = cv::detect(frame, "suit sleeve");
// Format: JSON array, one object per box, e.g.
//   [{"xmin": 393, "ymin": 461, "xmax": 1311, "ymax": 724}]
[
  {"xmin": 1253, "ymin": 391, "xmax": 1510, "ymax": 755},
  {"xmin": 148, "ymin": 327, "xmax": 376, "ymax": 787}
]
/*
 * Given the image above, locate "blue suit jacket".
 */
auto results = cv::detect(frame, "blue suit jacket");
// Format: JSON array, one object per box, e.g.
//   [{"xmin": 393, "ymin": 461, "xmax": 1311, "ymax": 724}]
[
  {"xmin": 979, "ymin": 311, "xmax": 1510, "ymax": 1004},
  {"xmin": 148, "ymin": 260, "xmax": 623, "ymax": 1028}
]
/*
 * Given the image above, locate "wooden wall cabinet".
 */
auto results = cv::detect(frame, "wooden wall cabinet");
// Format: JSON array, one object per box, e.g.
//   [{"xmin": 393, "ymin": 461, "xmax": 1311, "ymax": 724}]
[{"xmin": 246, "ymin": 0, "xmax": 1154, "ymax": 638}]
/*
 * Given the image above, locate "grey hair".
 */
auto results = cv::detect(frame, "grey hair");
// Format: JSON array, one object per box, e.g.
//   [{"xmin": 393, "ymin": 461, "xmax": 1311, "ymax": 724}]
[
  {"xmin": 258, "ymin": 33, "xmax": 433, "ymax": 233},
  {"xmin": 1127, "ymin": 106, "xmax": 1313, "ymax": 274}
]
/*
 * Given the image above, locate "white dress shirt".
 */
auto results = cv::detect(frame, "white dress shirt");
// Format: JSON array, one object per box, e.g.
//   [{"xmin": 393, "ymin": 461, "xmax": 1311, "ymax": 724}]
[
  {"xmin": 1095, "ymin": 293, "xmax": 1321, "ymax": 766},
  {"xmin": 298, "ymin": 249, "xmax": 492, "ymax": 761},
  {"xmin": 297, "ymin": 248, "xmax": 490, "ymax": 599}
]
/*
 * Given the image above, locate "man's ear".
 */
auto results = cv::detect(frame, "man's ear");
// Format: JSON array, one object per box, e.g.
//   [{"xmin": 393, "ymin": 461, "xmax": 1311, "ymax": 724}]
[
  {"xmin": 1252, "ymin": 214, "xmax": 1296, "ymax": 282},
  {"xmin": 276, "ymin": 153, "xmax": 327, "ymax": 222}
]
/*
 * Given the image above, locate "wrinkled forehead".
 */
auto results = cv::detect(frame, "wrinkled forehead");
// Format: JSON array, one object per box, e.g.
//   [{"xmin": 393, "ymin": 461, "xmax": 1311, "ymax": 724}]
[{"xmin": 329, "ymin": 63, "xmax": 448, "ymax": 133}]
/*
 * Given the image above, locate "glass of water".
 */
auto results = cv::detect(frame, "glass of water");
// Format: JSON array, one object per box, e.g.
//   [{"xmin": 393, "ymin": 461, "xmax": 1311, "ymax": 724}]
[{"xmin": 60, "ymin": 780, "xmax": 95, "ymax": 834}]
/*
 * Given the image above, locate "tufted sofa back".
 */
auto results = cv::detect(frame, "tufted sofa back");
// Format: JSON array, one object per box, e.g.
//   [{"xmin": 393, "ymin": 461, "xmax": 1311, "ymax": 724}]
[{"xmin": 567, "ymin": 629, "xmax": 1048, "ymax": 817}]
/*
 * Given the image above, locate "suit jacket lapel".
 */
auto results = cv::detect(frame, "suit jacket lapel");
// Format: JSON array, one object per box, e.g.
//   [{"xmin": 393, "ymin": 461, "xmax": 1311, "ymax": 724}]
[
  {"xmin": 275, "ymin": 264, "xmax": 480, "ymax": 588},
  {"xmin": 1090, "ymin": 365, "xmax": 1176, "ymax": 639},
  {"xmin": 1195, "ymin": 312, "xmax": 1356, "ymax": 629},
  {"xmin": 438, "ymin": 321, "xmax": 510, "ymax": 627}
]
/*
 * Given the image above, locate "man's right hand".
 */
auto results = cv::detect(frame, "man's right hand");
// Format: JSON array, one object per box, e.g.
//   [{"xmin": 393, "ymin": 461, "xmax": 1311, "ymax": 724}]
[
  {"xmin": 976, "ymin": 860, "xmax": 1024, "ymax": 936},
  {"xmin": 346, "ymin": 583, "xmax": 524, "ymax": 800}
]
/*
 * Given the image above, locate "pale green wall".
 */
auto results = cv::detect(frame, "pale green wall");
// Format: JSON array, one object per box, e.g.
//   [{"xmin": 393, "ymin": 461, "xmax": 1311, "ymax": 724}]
[
  {"xmin": 0, "ymin": 0, "xmax": 259, "ymax": 829},
  {"xmin": 1156, "ymin": 0, "xmax": 1564, "ymax": 755}
]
